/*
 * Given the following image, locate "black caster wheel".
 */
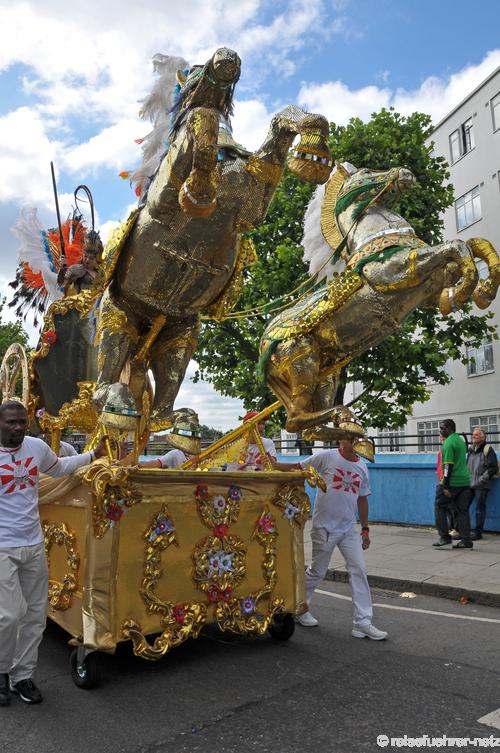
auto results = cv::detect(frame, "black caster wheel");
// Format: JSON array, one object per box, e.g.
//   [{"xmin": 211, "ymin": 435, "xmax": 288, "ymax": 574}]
[
  {"xmin": 268, "ymin": 612, "xmax": 295, "ymax": 641},
  {"xmin": 70, "ymin": 648, "xmax": 102, "ymax": 689}
]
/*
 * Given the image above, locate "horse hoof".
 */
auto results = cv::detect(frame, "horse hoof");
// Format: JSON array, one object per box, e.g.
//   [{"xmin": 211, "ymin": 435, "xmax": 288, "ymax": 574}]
[
  {"xmin": 287, "ymin": 155, "xmax": 332, "ymax": 185},
  {"xmin": 179, "ymin": 182, "xmax": 217, "ymax": 217}
]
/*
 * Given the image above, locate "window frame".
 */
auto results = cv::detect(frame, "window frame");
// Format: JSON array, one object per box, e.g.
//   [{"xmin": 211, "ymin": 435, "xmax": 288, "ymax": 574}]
[
  {"xmin": 376, "ymin": 427, "xmax": 406, "ymax": 454},
  {"xmin": 449, "ymin": 117, "xmax": 475, "ymax": 163},
  {"xmin": 492, "ymin": 92, "xmax": 500, "ymax": 132},
  {"xmin": 469, "ymin": 415, "xmax": 499, "ymax": 450},
  {"xmin": 466, "ymin": 339, "xmax": 494, "ymax": 377},
  {"xmin": 455, "ymin": 185, "xmax": 481, "ymax": 232},
  {"xmin": 417, "ymin": 420, "xmax": 441, "ymax": 453}
]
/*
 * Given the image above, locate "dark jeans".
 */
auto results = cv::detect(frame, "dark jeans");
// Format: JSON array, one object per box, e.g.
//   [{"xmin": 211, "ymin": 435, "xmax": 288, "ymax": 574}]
[
  {"xmin": 470, "ymin": 489, "xmax": 489, "ymax": 533},
  {"xmin": 435, "ymin": 485, "xmax": 473, "ymax": 543}
]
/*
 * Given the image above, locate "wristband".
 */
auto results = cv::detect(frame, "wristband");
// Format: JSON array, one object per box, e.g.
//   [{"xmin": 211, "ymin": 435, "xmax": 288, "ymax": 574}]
[{"xmin": 361, "ymin": 527, "xmax": 370, "ymax": 536}]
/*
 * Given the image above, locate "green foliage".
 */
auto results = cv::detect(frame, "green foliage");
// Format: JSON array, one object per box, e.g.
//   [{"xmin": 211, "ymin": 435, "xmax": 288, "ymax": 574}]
[
  {"xmin": 199, "ymin": 424, "xmax": 224, "ymax": 441},
  {"xmin": 194, "ymin": 108, "xmax": 496, "ymax": 428},
  {"xmin": 0, "ymin": 297, "xmax": 29, "ymax": 363}
]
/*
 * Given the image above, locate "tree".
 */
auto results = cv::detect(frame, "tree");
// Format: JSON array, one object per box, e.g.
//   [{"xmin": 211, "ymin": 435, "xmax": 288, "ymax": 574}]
[
  {"xmin": 199, "ymin": 424, "xmax": 223, "ymax": 442},
  {"xmin": 0, "ymin": 296, "xmax": 29, "ymax": 363},
  {"xmin": 194, "ymin": 109, "xmax": 497, "ymax": 429}
]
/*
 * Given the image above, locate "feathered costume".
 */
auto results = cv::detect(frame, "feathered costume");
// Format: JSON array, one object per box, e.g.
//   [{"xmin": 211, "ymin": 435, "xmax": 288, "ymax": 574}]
[{"xmin": 9, "ymin": 208, "xmax": 88, "ymax": 327}]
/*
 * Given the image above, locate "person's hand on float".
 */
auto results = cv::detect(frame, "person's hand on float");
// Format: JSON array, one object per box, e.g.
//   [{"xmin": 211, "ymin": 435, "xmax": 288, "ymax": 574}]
[{"xmin": 93, "ymin": 436, "xmax": 110, "ymax": 459}]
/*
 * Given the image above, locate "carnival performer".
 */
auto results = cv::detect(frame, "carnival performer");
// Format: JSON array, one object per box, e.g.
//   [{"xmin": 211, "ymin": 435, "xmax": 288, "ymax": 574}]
[
  {"xmin": 239, "ymin": 410, "xmax": 277, "ymax": 470},
  {"xmin": 140, "ymin": 413, "xmax": 201, "ymax": 469},
  {"xmin": 433, "ymin": 418, "xmax": 473, "ymax": 549},
  {"xmin": 0, "ymin": 401, "xmax": 108, "ymax": 706},
  {"xmin": 57, "ymin": 229, "xmax": 103, "ymax": 295},
  {"xmin": 273, "ymin": 436, "xmax": 388, "ymax": 640}
]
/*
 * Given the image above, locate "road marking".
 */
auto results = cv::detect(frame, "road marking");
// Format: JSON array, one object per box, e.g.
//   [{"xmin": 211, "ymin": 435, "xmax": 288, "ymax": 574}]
[
  {"xmin": 314, "ymin": 588, "xmax": 500, "ymax": 624},
  {"xmin": 477, "ymin": 708, "xmax": 500, "ymax": 730}
]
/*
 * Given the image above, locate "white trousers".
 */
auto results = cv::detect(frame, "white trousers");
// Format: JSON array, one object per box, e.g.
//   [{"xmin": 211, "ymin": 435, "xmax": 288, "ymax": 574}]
[
  {"xmin": 0, "ymin": 543, "xmax": 48, "ymax": 682},
  {"xmin": 306, "ymin": 525, "xmax": 373, "ymax": 627}
]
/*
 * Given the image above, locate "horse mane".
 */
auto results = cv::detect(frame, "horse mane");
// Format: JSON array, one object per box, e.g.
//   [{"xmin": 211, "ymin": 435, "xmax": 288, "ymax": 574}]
[
  {"xmin": 130, "ymin": 53, "xmax": 189, "ymax": 192},
  {"xmin": 302, "ymin": 162, "xmax": 357, "ymax": 281}
]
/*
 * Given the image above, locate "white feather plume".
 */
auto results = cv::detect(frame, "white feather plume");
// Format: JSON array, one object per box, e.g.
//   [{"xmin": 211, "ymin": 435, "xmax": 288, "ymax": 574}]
[
  {"xmin": 130, "ymin": 53, "xmax": 189, "ymax": 188},
  {"xmin": 301, "ymin": 162, "xmax": 358, "ymax": 281},
  {"xmin": 11, "ymin": 207, "xmax": 62, "ymax": 304}
]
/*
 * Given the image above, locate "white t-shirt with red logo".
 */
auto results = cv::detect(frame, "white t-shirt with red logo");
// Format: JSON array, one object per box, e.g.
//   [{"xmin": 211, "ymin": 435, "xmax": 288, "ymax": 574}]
[
  {"xmin": 158, "ymin": 449, "xmax": 187, "ymax": 468},
  {"xmin": 301, "ymin": 448, "xmax": 371, "ymax": 534},
  {"xmin": 0, "ymin": 436, "xmax": 93, "ymax": 548},
  {"xmin": 241, "ymin": 437, "xmax": 277, "ymax": 469}
]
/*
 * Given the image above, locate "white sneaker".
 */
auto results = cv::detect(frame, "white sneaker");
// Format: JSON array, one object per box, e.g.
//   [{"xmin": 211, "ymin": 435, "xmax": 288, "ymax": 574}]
[
  {"xmin": 351, "ymin": 623, "xmax": 388, "ymax": 640},
  {"xmin": 296, "ymin": 611, "xmax": 319, "ymax": 627}
]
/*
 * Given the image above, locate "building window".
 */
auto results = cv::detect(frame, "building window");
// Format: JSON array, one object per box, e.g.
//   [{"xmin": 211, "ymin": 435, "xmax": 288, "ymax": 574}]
[
  {"xmin": 377, "ymin": 427, "xmax": 405, "ymax": 453},
  {"xmin": 466, "ymin": 339, "xmax": 494, "ymax": 376},
  {"xmin": 417, "ymin": 420, "xmax": 440, "ymax": 453},
  {"xmin": 470, "ymin": 415, "xmax": 499, "ymax": 450},
  {"xmin": 455, "ymin": 186, "xmax": 481, "ymax": 231},
  {"xmin": 492, "ymin": 92, "xmax": 500, "ymax": 131},
  {"xmin": 449, "ymin": 117, "xmax": 475, "ymax": 162}
]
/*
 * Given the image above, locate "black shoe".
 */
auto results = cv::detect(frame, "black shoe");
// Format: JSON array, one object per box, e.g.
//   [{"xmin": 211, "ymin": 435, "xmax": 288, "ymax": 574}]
[
  {"xmin": 10, "ymin": 679, "xmax": 43, "ymax": 704},
  {"xmin": 433, "ymin": 538, "xmax": 452, "ymax": 547},
  {"xmin": 0, "ymin": 674, "xmax": 10, "ymax": 706},
  {"xmin": 471, "ymin": 531, "xmax": 482, "ymax": 541},
  {"xmin": 452, "ymin": 540, "xmax": 473, "ymax": 549}
]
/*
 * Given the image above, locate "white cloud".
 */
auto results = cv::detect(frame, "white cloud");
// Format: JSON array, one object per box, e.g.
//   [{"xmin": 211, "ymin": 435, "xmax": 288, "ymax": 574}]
[
  {"xmin": 298, "ymin": 49, "xmax": 500, "ymax": 125},
  {"xmin": 232, "ymin": 98, "xmax": 274, "ymax": 151},
  {"xmin": 176, "ymin": 362, "xmax": 244, "ymax": 432},
  {"xmin": 298, "ymin": 80, "xmax": 391, "ymax": 124},
  {"xmin": 62, "ymin": 119, "xmax": 142, "ymax": 175}
]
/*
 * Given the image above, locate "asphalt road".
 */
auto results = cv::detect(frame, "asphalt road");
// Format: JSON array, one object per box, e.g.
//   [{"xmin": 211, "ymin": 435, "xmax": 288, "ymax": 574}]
[{"xmin": 2, "ymin": 584, "xmax": 500, "ymax": 753}]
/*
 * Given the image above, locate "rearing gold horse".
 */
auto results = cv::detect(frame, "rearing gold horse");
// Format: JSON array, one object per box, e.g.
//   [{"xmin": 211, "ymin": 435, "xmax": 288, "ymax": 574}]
[
  {"xmin": 260, "ymin": 163, "xmax": 500, "ymax": 436},
  {"xmin": 93, "ymin": 47, "xmax": 332, "ymax": 429}
]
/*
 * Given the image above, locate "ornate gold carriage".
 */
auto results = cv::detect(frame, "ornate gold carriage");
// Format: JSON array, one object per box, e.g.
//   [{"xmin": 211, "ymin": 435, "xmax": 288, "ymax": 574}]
[{"xmin": 39, "ymin": 462, "xmax": 311, "ymax": 688}]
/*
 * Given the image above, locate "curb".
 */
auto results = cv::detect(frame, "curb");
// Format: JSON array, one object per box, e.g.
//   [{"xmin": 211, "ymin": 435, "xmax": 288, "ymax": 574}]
[{"xmin": 324, "ymin": 568, "xmax": 500, "ymax": 609}]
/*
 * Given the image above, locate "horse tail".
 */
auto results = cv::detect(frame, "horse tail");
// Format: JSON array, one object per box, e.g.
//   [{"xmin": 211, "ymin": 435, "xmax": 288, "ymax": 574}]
[{"xmin": 467, "ymin": 238, "xmax": 500, "ymax": 310}]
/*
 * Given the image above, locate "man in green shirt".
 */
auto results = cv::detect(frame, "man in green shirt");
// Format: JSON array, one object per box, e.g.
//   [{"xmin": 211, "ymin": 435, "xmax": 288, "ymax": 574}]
[{"xmin": 433, "ymin": 418, "xmax": 473, "ymax": 549}]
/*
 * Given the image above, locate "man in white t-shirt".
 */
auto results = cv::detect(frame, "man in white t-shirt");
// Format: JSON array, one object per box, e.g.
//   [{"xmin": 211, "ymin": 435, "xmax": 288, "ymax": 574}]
[
  {"xmin": 239, "ymin": 410, "xmax": 277, "ymax": 470},
  {"xmin": 275, "ymin": 437, "xmax": 387, "ymax": 640},
  {"xmin": 0, "ymin": 401, "xmax": 108, "ymax": 706},
  {"xmin": 140, "ymin": 411, "xmax": 201, "ymax": 469}
]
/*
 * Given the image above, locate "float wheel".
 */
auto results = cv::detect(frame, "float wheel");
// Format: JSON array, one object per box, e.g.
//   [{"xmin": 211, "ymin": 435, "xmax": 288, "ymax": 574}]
[
  {"xmin": 70, "ymin": 648, "xmax": 102, "ymax": 689},
  {"xmin": 268, "ymin": 613, "xmax": 295, "ymax": 641}
]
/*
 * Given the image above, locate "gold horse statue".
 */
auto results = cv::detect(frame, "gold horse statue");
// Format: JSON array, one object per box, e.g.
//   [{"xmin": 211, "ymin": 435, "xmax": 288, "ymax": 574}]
[
  {"xmin": 260, "ymin": 163, "xmax": 500, "ymax": 437},
  {"xmin": 93, "ymin": 47, "xmax": 332, "ymax": 430}
]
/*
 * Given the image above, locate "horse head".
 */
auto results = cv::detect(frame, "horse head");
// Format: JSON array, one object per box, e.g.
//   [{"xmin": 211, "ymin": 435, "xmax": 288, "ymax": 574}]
[
  {"xmin": 170, "ymin": 48, "xmax": 241, "ymax": 136},
  {"xmin": 335, "ymin": 165, "xmax": 416, "ymax": 229}
]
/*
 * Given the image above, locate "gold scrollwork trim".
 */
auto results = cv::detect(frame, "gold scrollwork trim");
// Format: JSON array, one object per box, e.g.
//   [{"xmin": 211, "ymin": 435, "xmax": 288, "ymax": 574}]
[
  {"xmin": 192, "ymin": 535, "xmax": 247, "ymax": 594},
  {"xmin": 215, "ymin": 506, "xmax": 285, "ymax": 634},
  {"xmin": 80, "ymin": 460, "xmax": 141, "ymax": 538},
  {"xmin": 37, "ymin": 381, "xmax": 98, "ymax": 435},
  {"xmin": 272, "ymin": 483, "xmax": 310, "ymax": 527},
  {"xmin": 122, "ymin": 503, "xmax": 207, "ymax": 660},
  {"xmin": 42, "ymin": 521, "xmax": 80, "ymax": 611}
]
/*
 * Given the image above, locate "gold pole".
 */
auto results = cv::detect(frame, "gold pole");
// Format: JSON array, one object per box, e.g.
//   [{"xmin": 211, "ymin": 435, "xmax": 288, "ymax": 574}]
[
  {"xmin": 180, "ymin": 401, "xmax": 282, "ymax": 469},
  {"xmin": 133, "ymin": 314, "xmax": 167, "ymax": 363},
  {"xmin": 51, "ymin": 428, "xmax": 61, "ymax": 456}
]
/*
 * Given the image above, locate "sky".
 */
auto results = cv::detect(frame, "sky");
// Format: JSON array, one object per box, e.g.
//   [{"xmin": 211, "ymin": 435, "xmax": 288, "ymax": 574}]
[{"xmin": 1, "ymin": 0, "xmax": 500, "ymax": 431}]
